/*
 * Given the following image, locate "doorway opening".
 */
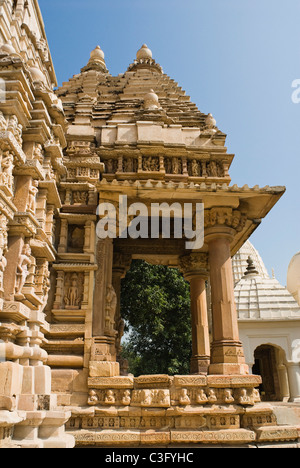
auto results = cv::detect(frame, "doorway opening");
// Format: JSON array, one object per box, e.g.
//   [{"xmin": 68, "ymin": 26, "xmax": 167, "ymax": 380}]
[
  {"xmin": 252, "ymin": 344, "xmax": 288, "ymax": 401},
  {"xmin": 119, "ymin": 259, "xmax": 192, "ymax": 376}
]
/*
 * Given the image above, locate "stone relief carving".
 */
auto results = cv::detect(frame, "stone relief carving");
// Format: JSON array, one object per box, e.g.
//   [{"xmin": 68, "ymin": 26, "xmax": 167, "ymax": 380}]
[
  {"xmin": 0, "ymin": 151, "xmax": 14, "ymax": 191},
  {"xmin": 27, "ymin": 180, "xmax": 39, "ymax": 215},
  {"xmin": 15, "ymin": 243, "xmax": 32, "ymax": 298},
  {"xmin": 64, "ymin": 273, "xmax": 84, "ymax": 309},
  {"xmin": 104, "ymin": 285, "xmax": 117, "ymax": 335},
  {"xmin": 7, "ymin": 114, "xmax": 23, "ymax": 146},
  {"xmin": 142, "ymin": 156, "xmax": 159, "ymax": 172}
]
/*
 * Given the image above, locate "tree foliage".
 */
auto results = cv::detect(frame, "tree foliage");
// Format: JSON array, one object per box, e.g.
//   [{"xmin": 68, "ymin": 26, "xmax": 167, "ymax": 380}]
[{"xmin": 120, "ymin": 260, "xmax": 192, "ymax": 376}]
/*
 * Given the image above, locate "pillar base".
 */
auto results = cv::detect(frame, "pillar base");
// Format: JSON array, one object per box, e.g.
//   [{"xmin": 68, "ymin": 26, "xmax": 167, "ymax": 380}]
[
  {"xmin": 89, "ymin": 361, "xmax": 120, "ymax": 378},
  {"xmin": 209, "ymin": 363, "xmax": 250, "ymax": 376},
  {"xmin": 190, "ymin": 356, "xmax": 210, "ymax": 375}
]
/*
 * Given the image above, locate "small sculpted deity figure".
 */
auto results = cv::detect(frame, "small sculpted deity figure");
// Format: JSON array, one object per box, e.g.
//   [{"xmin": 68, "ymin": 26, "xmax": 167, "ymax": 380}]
[
  {"xmin": 179, "ymin": 388, "xmax": 190, "ymax": 405},
  {"xmin": 33, "ymin": 143, "xmax": 44, "ymax": 164},
  {"xmin": 7, "ymin": 115, "xmax": 22, "ymax": 146},
  {"xmin": 1, "ymin": 151, "xmax": 14, "ymax": 191},
  {"xmin": 196, "ymin": 389, "xmax": 208, "ymax": 405},
  {"xmin": 0, "ymin": 111, "xmax": 7, "ymax": 131},
  {"xmin": 105, "ymin": 390, "xmax": 115, "ymax": 404},
  {"xmin": 191, "ymin": 159, "xmax": 200, "ymax": 177},
  {"xmin": 105, "ymin": 285, "xmax": 117, "ymax": 334},
  {"xmin": 88, "ymin": 390, "xmax": 99, "ymax": 406},
  {"xmin": 224, "ymin": 389, "xmax": 235, "ymax": 404},
  {"xmin": 239, "ymin": 388, "xmax": 251, "ymax": 405},
  {"xmin": 64, "ymin": 273, "xmax": 82, "ymax": 309},
  {"xmin": 106, "ymin": 159, "xmax": 114, "ymax": 173},
  {"xmin": 122, "ymin": 390, "xmax": 131, "ymax": 406},
  {"xmin": 207, "ymin": 389, "xmax": 217, "ymax": 403},
  {"xmin": 15, "ymin": 244, "xmax": 32, "ymax": 297},
  {"xmin": 27, "ymin": 180, "xmax": 39, "ymax": 215}
]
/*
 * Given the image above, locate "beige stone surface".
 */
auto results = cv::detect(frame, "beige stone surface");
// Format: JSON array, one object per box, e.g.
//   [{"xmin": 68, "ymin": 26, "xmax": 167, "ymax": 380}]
[{"xmin": 0, "ymin": 0, "xmax": 297, "ymax": 449}]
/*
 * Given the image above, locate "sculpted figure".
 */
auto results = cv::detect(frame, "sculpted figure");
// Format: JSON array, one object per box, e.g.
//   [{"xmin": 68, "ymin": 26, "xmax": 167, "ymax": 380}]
[
  {"xmin": 88, "ymin": 390, "xmax": 99, "ymax": 406},
  {"xmin": 196, "ymin": 389, "xmax": 208, "ymax": 405},
  {"xmin": 7, "ymin": 115, "xmax": 22, "ymax": 145},
  {"xmin": 191, "ymin": 159, "xmax": 200, "ymax": 177},
  {"xmin": 27, "ymin": 180, "xmax": 39, "ymax": 214},
  {"xmin": 0, "ymin": 111, "xmax": 7, "ymax": 130},
  {"xmin": 179, "ymin": 388, "xmax": 190, "ymax": 405},
  {"xmin": 105, "ymin": 285, "xmax": 117, "ymax": 333},
  {"xmin": 172, "ymin": 157, "xmax": 179, "ymax": 175},
  {"xmin": 65, "ymin": 273, "xmax": 81, "ymax": 309},
  {"xmin": 105, "ymin": 390, "xmax": 115, "ymax": 404},
  {"xmin": 122, "ymin": 390, "xmax": 131, "ymax": 406},
  {"xmin": 207, "ymin": 389, "xmax": 217, "ymax": 403},
  {"xmin": 15, "ymin": 244, "xmax": 32, "ymax": 296},
  {"xmin": 33, "ymin": 143, "xmax": 44, "ymax": 163},
  {"xmin": 239, "ymin": 388, "xmax": 251, "ymax": 405},
  {"xmin": 224, "ymin": 389, "xmax": 235, "ymax": 404},
  {"xmin": 106, "ymin": 159, "xmax": 114, "ymax": 173},
  {"xmin": 1, "ymin": 151, "xmax": 14, "ymax": 190},
  {"xmin": 209, "ymin": 161, "xmax": 218, "ymax": 177}
]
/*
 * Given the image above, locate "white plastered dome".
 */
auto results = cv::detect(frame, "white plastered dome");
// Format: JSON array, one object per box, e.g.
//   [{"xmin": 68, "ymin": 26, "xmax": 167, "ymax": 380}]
[{"xmin": 287, "ymin": 251, "xmax": 300, "ymax": 305}]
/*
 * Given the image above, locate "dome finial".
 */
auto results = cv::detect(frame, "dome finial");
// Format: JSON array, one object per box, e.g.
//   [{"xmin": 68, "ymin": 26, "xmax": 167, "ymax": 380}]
[
  {"xmin": 81, "ymin": 45, "xmax": 108, "ymax": 73},
  {"xmin": 136, "ymin": 44, "xmax": 153, "ymax": 60},
  {"xmin": 244, "ymin": 256, "xmax": 259, "ymax": 276}
]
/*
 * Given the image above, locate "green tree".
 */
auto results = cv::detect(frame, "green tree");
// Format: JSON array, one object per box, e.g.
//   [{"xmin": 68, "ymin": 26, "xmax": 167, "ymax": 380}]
[{"xmin": 120, "ymin": 260, "xmax": 192, "ymax": 376}]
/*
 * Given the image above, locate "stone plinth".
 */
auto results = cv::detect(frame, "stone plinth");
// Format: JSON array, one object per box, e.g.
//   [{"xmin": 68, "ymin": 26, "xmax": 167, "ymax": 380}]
[{"xmin": 64, "ymin": 374, "xmax": 300, "ymax": 448}]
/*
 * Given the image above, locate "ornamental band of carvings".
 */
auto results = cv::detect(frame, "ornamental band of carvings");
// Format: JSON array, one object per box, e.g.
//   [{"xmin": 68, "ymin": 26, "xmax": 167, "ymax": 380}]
[{"xmin": 87, "ymin": 385, "xmax": 260, "ymax": 407}]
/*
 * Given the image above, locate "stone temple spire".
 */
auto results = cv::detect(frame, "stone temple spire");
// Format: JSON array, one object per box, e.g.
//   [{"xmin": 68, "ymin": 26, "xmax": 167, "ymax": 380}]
[{"xmin": 81, "ymin": 45, "xmax": 108, "ymax": 73}]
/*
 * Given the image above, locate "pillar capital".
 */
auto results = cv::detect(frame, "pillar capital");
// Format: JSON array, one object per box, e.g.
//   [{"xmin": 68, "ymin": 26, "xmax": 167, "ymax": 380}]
[
  {"xmin": 204, "ymin": 207, "xmax": 247, "ymax": 244},
  {"xmin": 113, "ymin": 252, "xmax": 132, "ymax": 278},
  {"xmin": 179, "ymin": 252, "xmax": 209, "ymax": 281}
]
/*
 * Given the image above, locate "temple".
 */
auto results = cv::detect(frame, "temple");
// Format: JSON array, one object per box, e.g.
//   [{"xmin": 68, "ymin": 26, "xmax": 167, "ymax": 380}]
[{"xmin": 0, "ymin": 0, "xmax": 299, "ymax": 448}]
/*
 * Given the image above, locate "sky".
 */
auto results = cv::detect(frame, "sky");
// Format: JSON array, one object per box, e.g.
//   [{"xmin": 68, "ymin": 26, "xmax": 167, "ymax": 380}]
[{"xmin": 39, "ymin": 0, "xmax": 300, "ymax": 287}]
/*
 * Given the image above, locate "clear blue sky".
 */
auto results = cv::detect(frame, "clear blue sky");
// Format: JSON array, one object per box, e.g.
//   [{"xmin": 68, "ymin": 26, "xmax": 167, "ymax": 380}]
[{"xmin": 39, "ymin": 0, "xmax": 300, "ymax": 286}]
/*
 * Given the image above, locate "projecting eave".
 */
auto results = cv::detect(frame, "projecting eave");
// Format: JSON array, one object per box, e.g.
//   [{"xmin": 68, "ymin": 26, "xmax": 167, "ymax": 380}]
[{"xmin": 97, "ymin": 179, "xmax": 285, "ymax": 256}]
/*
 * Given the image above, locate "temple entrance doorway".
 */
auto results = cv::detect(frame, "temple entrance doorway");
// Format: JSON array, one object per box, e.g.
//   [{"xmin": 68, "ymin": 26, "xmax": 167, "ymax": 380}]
[
  {"xmin": 252, "ymin": 344, "xmax": 288, "ymax": 402},
  {"xmin": 119, "ymin": 259, "xmax": 193, "ymax": 377}
]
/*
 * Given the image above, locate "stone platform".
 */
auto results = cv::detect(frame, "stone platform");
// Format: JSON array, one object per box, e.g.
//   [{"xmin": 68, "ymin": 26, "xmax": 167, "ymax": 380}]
[{"xmin": 65, "ymin": 374, "xmax": 300, "ymax": 448}]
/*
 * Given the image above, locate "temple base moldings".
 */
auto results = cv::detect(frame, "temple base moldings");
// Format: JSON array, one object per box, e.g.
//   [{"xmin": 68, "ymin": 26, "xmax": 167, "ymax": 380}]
[{"xmin": 60, "ymin": 374, "xmax": 300, "ymax": 448}]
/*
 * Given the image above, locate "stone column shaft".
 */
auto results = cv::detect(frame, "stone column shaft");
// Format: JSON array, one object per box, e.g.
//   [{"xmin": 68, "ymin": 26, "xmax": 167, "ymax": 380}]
[
  {"xmin": 180, "ymin": 253, "xmax": 210, "ymax": 375},
  {"xmin": 207, "ymin": 232, "xmax": 248, "ymax": 375},
  {"xmin": 189, "ymin": 276, "xmax": 210, "ymax": 374}
]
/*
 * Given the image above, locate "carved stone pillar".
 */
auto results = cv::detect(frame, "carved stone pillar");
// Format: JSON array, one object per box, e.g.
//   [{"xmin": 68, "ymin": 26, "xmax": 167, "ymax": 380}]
[
  {"xmin": 205, "ymin": 208, "xmax": 248, "ymax": 375},
  {"xmin": 112, "ymin": 252, "xmax": 132, "ymax": 369},
  {"xmin": 180, "ymin": 253, "xmax": 210, "ymax": 375},
  {"xmin": 90, "ymin": 238, "xmax": 119, "ymax": 377}
]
